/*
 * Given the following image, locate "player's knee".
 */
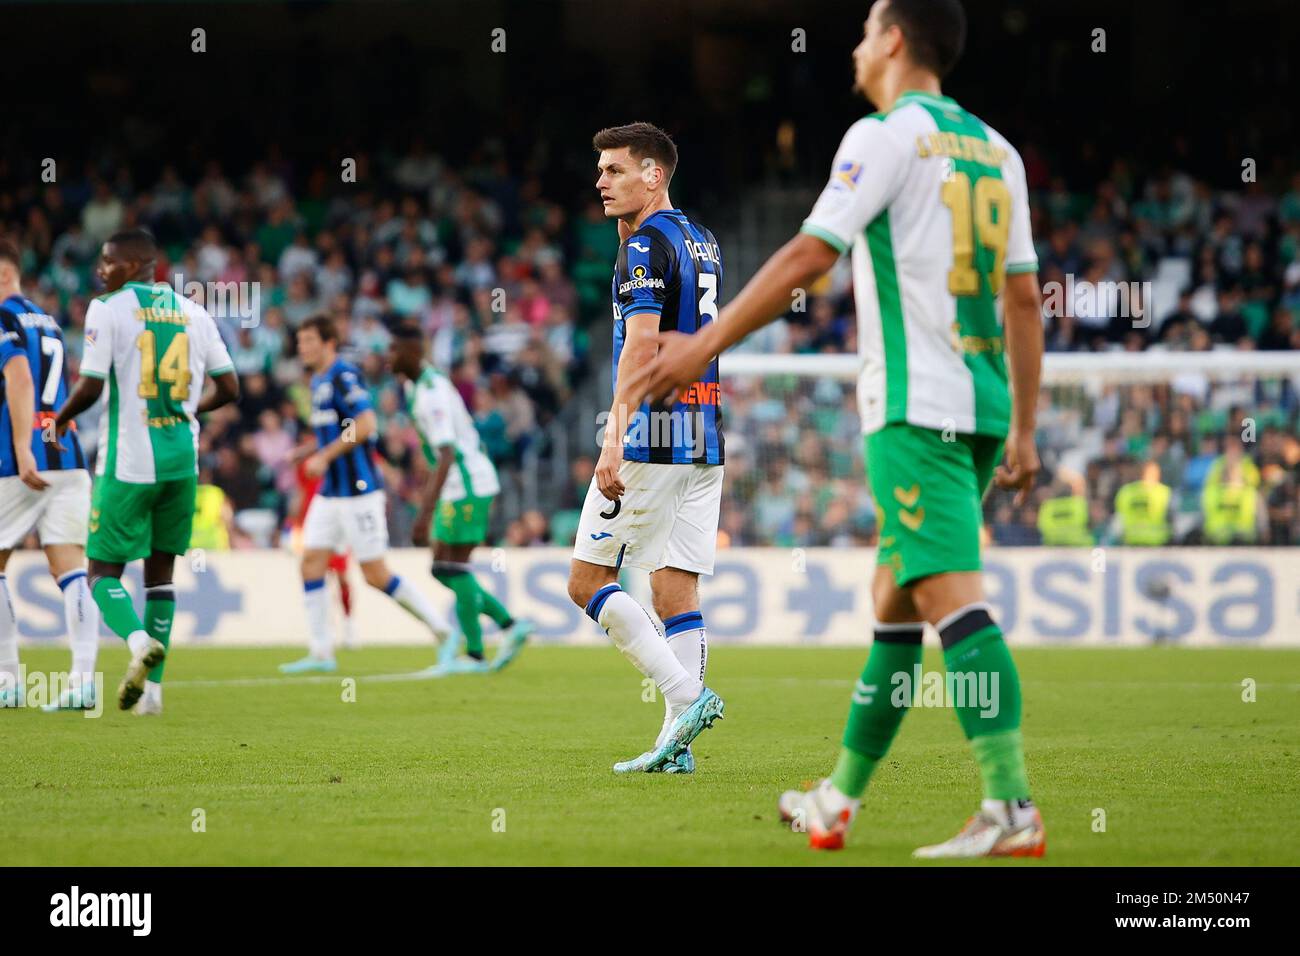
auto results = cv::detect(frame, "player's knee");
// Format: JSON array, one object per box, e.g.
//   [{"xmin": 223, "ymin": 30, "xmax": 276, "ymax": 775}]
[
  {"xmin": 361, "ymin": 563, "xmax": 391, "ymax": 590},
  {"xmin": 567, "ymin": 576, "xmax": 594, "ymax": 610}
]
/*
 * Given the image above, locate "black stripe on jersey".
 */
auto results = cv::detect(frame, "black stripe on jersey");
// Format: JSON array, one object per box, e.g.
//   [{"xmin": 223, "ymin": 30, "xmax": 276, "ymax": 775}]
[
  {"xmin": 0, "ymin": 308, "xmax": 23, "ymax": 474},
  {"xmin": 638, "ymin": 225, "xmax": 680, "ymax": 332},
  {"xmin": 332, "ymin": 370, "xmax": 360, "ymax": 495},
  {"xmin": 36, "ymin": 328, "xmax": 57, "ymax": 470}
]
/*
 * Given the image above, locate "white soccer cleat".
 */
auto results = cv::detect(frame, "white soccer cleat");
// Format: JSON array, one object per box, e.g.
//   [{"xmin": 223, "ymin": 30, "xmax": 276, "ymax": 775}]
[
  {"xmin": 133, "ymin": 695, "xmax": 163, "ymax": 716},
  {"xmin": 778, "ymin": 779, "xmax": 858, "ymax": 850},
  {"xmin": 132, "ymin": 682, "xmax": 163, "ymax": 716},
  {"xmin": 913, "ymin": 803, "xmax": 1046, "ymax": 859},
  {"xmin": 118, "ymin": 638, "xmax": 166, "ymax": 711}
]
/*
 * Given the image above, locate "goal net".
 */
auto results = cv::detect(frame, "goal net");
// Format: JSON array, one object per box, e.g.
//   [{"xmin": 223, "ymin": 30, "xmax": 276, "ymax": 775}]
[{"xmin": 716, "ymin": 350, "xmax": 1300, "ymax": 549}]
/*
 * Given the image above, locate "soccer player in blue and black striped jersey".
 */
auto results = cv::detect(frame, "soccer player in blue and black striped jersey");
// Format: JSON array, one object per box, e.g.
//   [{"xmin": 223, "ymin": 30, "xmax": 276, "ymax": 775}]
[
  {"xmin": 280, "ymin": 315, "xmax": 451, "ymax": 673},
  {"xmin": 567, "ymin": 123, "xmax": 725, "ymax": 774},
  {"xmin": 0, "ymin": 237, "xmax": 101, "ymax": 710}
]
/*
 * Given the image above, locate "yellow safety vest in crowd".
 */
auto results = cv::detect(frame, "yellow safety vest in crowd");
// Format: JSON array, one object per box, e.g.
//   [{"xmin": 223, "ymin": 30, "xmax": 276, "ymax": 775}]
[
  {"xmin": 1114, "ymin": 481, "xmax": 1171, "ymax": 546},
  {"xmin": 1038, "ymin": 495, "xmax": 1093, "ymax": 546},
  {"xmin": 1203, "ymin": 482, "xmax": 1257, "ymax": 544},
  {"xmin": 191, "ymin": 484, "xmax": 230, "ymax": 551}
]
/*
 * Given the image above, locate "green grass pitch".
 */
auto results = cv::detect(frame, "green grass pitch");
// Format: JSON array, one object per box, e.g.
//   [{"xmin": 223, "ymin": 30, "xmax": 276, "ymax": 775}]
[{"xmin": 4, "ymin": 644, "xmax": 1297, "ymax": 866}]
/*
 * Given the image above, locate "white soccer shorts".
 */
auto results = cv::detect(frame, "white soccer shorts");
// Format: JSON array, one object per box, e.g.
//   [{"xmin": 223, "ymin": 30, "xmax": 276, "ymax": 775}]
[
  {"xmin": 572, "ymin": 461, "xmax": 723, "ymax": 575},
  {"xmin": 0, "ymin": 470, "xmax": 91, "ymax": 549},
  {"xmin": 302, "ymin": 490, "xmax": 389, "ymax": 563}
]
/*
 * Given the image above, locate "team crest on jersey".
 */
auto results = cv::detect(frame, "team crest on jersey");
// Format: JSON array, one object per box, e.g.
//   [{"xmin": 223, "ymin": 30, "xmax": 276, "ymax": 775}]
[{"xmin": 832, "ymin": 161, "xmax": 863, "ymax": 191}]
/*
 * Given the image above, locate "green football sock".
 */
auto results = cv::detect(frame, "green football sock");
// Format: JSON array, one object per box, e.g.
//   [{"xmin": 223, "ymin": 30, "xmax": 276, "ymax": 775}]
[
  {"xmin": 435, "ymin": 571, "xmax": 484, "ymax": 657},
  {"xmin": 831, "ymin": 625, "xmax": 924, "ymax": 799},
  {"xmin": 144, "ymin": 585, "xmax": 176, "ymax": 683},
  {"xmin": 91, "ymin": 577, "xmax": 145, "ymax": 643},
  {"xmin": 939, "ymin": 606, "xmax": 1030, "ymax": 801},
  {"xmin": 476, "ymin": 581, "xmax": 514, "ymax": 630}
]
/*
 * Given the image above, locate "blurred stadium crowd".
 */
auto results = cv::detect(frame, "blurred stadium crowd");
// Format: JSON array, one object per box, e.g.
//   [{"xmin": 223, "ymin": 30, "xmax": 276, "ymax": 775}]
[
  {"xmin": 2, "ymin": 141, "xmax": 1298, "ymax": 550},
  {"xmin": 0, "ymin": 146, "xmax": 617, "ymax": 548}
]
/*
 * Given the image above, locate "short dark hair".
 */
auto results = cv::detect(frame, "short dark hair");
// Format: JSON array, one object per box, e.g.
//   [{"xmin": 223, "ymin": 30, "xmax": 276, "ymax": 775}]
[
  {"xmin": 106, "ymin": 227, "xmax": 158, "ymax": 260},
  {"xmin": 592, "ymin": 122, "xmax": 678, "ymax": 181},
  {"xmin": 0, "ymin": 237, "xmax": 21, "ymax": 269},
  {"xmin": 390, "ymin": 322, "xmax": 424, "ymax": 343},
  {"xmin": 880, "ymin": 0, "xmax": 966, "ymax": 79},
  {"xmin": 297, "ymin": 314, "xmax": 338, "ymax": 343}
]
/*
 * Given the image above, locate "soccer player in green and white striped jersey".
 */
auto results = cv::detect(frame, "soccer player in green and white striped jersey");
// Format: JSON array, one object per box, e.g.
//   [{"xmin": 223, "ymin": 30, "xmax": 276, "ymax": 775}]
[
  {"xmin": 56, "ymin": 229, "xmax": 240, "ymax": 714},
  {"xmin": 631, "ymin": 0, "xmax": 1047, "ymax": 857},
  {"xmin": 388, "ymin": 324, "xmax": 531, "ymax": 672}
]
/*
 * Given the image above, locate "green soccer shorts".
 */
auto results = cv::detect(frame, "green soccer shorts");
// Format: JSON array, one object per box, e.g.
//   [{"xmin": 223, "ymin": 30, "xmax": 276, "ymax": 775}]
[
  {"xmin": 433, "ymin": 494, "xmax": 493, "ymax": 546},
  {"xmin": 865, "ymin": 423, "xmax": 1005, "ymax": 587},
  {"xmin": 87, "ymin": 474, "xmax": 197, "ymax": 563}
]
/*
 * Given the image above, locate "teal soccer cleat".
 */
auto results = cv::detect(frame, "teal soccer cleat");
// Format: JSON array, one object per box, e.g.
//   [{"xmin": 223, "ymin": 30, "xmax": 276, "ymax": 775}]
[
  {"xmin": 613, "ymin": 746, "xmax": 696, "ymax": 774},
  {"xmin": 612, "ymin": 750, "xmax": 656, "ymax": 773},
  {"xmin": 490, "ymin": 619, "xmax": 534, "ymax": 672},
  {"xmin": 278, "ymin": 656, "xmax": 338, "ymax": 675},
  {"xmin": 644, "ymin": 687, "xmax": 724, "ymax": 771},
  {"xmin": 663, "ymin": 748, "xmax": 695, "ymax": 774}
]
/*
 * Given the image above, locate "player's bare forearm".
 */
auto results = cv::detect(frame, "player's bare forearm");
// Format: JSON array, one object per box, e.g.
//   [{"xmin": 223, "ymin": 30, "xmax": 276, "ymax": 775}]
[
  {"xmin": 196, "ymin": 370, "xmax": 240, "ymax": 415},
  {"xmin": 423, "ymin": 447, "xmax": 454, "ymax": 513},
  {"xmin": 707, "ymin": 233, "xmax": 841, "ymax": 354},
  {"xmin": 607, "ymin": 313, "xmax": 660, "ymax": 447},
  {"xmin": 1002, "ymin": 271, "xmax": 1044, "ymax": 437},
  {"xmin": 3, "ymin": 356, "xmax": 36, "ymax": 441},
  {"xmin": 54, "ymin": 375, "xmax": 104, "ymax": 429},
  {"xmin": 320, "ymin": 408, "xmax": 377, "ymax": 462}
]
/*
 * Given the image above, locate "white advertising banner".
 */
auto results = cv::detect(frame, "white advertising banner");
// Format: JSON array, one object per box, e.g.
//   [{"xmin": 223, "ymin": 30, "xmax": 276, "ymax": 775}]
[{"xmin": 5, "ymin": 547, "xmax": 1297, "ymax": 648}]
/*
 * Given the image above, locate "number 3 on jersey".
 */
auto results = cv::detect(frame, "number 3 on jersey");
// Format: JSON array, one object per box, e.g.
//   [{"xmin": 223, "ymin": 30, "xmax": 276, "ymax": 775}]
[
  {"xmin": 137, "ymin": 330, "xmax": 192, "ymax": 400},
  {"xmin": 942, "ymin": 172, "xmax": 1011, "ymax": 296}
]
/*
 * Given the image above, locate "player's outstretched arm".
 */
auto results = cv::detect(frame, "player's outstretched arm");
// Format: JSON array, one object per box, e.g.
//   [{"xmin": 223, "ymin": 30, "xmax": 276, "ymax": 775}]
[
  {"xmin": 631, "ymin": 232, "xmax": 840, "ymax": 404},
  {"xmin": 995, "ymin": 270, "xmax": 1044, "ymax": 505},
  {"xmin": 3, "ymin": 355, "xmax": 49, "ymax": 490},
  {"xmin": 196, "ymin": 369, "xmax": 240, "ymax": 414}
]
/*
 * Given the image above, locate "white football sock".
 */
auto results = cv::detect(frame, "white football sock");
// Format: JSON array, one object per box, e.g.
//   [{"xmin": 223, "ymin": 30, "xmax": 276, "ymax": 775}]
[
  {"xmin": 303, "ymin": 579, "xmax": 335, "ymax": 661},
  {"xmin": 58, "ymin": 570, "xmax": 100, "ymax": 683},
  {"xmin": 818, "ymin": 779, "xmax": 860, "ymax": 819},
  {"xmin": 983, "ymin": 798, "xmax": 1037, "ymax": 828},
  {"xmin": 385, "ymin": 575, "xmax": 451, "ymax": 638},
  {"xmin": 0, "ymin": 574, "xmax": 19, "ymax": 692},
  {"xmin": 587, "ymin": 586, "xmax": 701, "ymax": 708},
  {"xmin": 144, "ymin": 680, "xmax": 162, "ymax": 707},
  {"xmin": 126, "ymin": 631, "xmax": 153, "ymax": 657},
  {"xmin": 657, "ymin": 612, "xmax": 708, "ymax": 746}
]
